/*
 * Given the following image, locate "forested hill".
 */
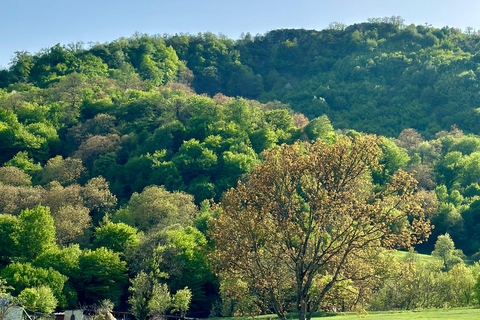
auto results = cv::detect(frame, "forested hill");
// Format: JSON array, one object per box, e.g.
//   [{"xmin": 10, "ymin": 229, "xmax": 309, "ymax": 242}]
[
  {"xmin": 5, "ymin": 19, "xmax": 480, "ymax": 313},
  {"xmin": 2, "ymin": 18, "xmax": 480, "ymax": 137}
]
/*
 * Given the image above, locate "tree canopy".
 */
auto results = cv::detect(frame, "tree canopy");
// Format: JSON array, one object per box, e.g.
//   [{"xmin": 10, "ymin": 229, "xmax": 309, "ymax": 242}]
[
  {"xmin": 2, "ymin": 19, "xmax": 480, "ymax": 315},
  {"xmin": 211, "ymin": 135, "xmax": 431, "ymax": 320}
]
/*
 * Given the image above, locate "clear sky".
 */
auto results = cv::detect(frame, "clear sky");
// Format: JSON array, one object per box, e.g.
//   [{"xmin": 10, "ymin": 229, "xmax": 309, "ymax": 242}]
[{"xmin": 2, "ymin": 0, "xmax": 480, "ymax": 69}]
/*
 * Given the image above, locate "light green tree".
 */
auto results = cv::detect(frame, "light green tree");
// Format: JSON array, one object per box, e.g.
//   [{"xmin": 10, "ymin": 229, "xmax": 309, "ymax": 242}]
[
  {"xmin": 73, "ymin": 247, "xmax": 128, "ymax": 306},
  {"xmin": 4, "ymin": 151, "xmax": 42, "ymax": 176},
  {"xmin": 303, "ymin": 115, "xmax": 334, "ymax": 141},
  {"xmin": 18, "ymin": 286, "xmax": 57, "ymax": 313},
  {"xmin": 128, "ymin": 271, "xmax": 170, "ymax": 320},
  {"xmin": 15, "ymin": 206, "xmax": 57, "ymax": 261},
  {"xmin": 432, "ymin": 233, "xmax": 464, "ymax": 270},
  {"xmin": 171, "ymin": 287, "xmax": 192, "ymax": 317},
  {"xmin": 93, "ymin": 221, "xmax": 140, "ymax": 255},
  {"xmin": 0, "ymin": 215, "xmax": 18, "ymax": 266},
  {"xmin": 0, "ymin": 262, "xmax": 67, "ymax": 307}
]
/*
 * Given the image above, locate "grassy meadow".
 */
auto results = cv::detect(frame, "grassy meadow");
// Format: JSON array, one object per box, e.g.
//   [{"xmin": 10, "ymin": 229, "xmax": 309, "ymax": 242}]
[
  {"xmin": 392, "ymin": 250, "xmax": 438, "ymax": 264},
  {"xmin": 332, "ymin": 308, "xmax": 480, "ymax": 319},
  {"xmin": 210, "ymin": 308, "xmax": 480, "ymax": 320}
]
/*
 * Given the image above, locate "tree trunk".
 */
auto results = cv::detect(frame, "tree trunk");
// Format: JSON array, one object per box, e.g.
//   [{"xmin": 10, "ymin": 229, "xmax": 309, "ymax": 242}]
[{"xmin": 298, "ymin": 301, "xmax": 307, "ymax": 320}]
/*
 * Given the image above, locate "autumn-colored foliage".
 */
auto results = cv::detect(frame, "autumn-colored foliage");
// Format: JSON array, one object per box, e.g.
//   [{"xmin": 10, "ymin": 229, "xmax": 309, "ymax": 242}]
[{"xmin": 210, "ymin": 135, "xmax": 431, "ymax": 320}]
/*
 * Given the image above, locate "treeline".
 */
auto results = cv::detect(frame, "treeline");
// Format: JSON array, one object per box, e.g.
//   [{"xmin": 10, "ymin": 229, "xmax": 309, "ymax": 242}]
[
  {"xmin": 1, "ymin": 18, "xmax": 480, "ymax": 315},
  {"xmin": 3, "ymin": 18, "xmax": 480, "ymax": 137},
  {"xmin": 0, "ymin": 76, "xmax": 335, "ymax": 314}
]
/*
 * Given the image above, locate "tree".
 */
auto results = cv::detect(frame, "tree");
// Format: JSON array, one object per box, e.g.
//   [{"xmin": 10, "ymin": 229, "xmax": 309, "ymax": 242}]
[
  {"xmin": 73, "ymin": 134, "xmax": 120, "ymax": 170},
  {"xmin": 0, "ymin": 262, "xmax": 67, "ymax": 306},
  {"xmin": 93, "ymin": 221, "xmax": 140, "ymax": 255},
  {"xmin": 432, "ymin": 233, "xmax": 464, "ymax": 270},
  {"xmin": 128, "ymin": 271, "xmax": 171, "ymax": 320},
  {"xmin": 4, "ymin": 151, "xmax": 42, "ymax": 176},
  {"xmin": 33, "ymin": 245, "xmax": 81, "ymax": 279},
  {"xmin": 373, "ymin": 137, "xmax": 410, "ymax": 184},
  {"xmin": 121, "ymin": 186, "xmax": 197, "ymax": 232},
  {"xmin": 396, "ymin": 128, "xmax": 423, "ymax": 153},
  {"xmin": 15, "ymin": 206, "xmax": 57, "ymax": 261},
  {"xmin": 0, "ymin": 166, "xmax": 32, "ymax": 186},
  {"xmin": 0, "ymin": 215, "xmax": 18, "ymax": 266},
  {"xmin": 303, "ymin": 115, "xmax": 334, "ymax": 141},
  {"xmin": 37, "ymin": 156, "xmax": 86, "ymax": 186},
  {"xmin": 81, "ymin": 177, "xmax": 118, "ymax": 224},
  {"xmin": 171, "ymin": 287, "xmax": 192, "ymax": 317},
  {"xmin": 159, "ymin": 226, "xmax": 216, "ymax": 314},
  {"xmin": 18, "ymin": 286, "xmax": 57, "ymax": 313},
  {"xmin": 73, "ymin": 247, "xmax": 128, "ymax": 305},
  {"xmin": 0, "ymin": 184, "xmax": 45, "ymax": 216},
  {"xmin": 210, "ymin": 135, "xmax": 431, "ymax": 320},
  {"xmin": 52, "ymin": 205, "xmax": 91, "ymax": 245},
  {"xmin": 9, "ymin": 51, "xmax": 33, "ymax": 82},
  {"xmin": 49, "ymin": 73, "xmax": 85, "ymax": 115},
  {"xmin": 113, "ymin": 62, "xmax": 144, "ymax": 91},
  {"xmin": 33, "ymin": 245, "xmax": 82, "ymax": 308}
]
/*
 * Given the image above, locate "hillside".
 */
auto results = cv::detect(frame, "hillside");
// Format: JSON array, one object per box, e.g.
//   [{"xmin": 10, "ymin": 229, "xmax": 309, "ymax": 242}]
[
  {"xmin": 2, "ymin": 19, "xmax": 480, "ymax": 315},
  {"xmin": 3, "ymin": 18, "xmax": 480, "ymax": 137}
]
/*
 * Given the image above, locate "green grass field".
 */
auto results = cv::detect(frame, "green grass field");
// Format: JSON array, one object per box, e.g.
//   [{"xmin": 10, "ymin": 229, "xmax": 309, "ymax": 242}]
[
  {"xmin": 391, "ymin": 250, "xmax": 475, "ymax": 266},
  {"xmin": 392, "ymin": 250, "xmax": 438, "ymax": 264},
  {"xmin": 210, "ymin": 308, "xmax": 480, "ymax": 320},
  {"xmin": 328, "ymin": 308, "xmax": 480, "ymax": 319}
]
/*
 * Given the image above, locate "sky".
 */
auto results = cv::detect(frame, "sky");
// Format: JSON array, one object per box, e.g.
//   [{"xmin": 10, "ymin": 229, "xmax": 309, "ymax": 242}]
[{"xmin": 1, "ymin": 0, "xmax": 480, "ymax": 69}]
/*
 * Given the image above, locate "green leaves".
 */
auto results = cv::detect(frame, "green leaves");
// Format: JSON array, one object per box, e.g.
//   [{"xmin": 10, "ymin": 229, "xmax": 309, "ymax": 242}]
[
  {"xmin": 93, "ymin": 221, "xmax": 139, "ymax": 255},
  {"xmin": 73, "ymin": 247, "xmax": 128, "ymax": 306},
  {"xmin": 16, "ymin": 206, "xmax": 57, "ymax": 262},
  {"xmin": 128, "ymin": 271, "xmax": 171, "ymax": 320},
  {"xmin": 18, "ymin": 286, "xmax": 57, "ymax": 313},
  {"xmin": 0, "ymin": 262, "xmax": 67, "ymax": 306}
]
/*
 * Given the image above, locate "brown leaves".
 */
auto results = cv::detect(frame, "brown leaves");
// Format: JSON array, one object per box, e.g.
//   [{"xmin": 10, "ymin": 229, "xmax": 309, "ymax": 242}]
[{"xmin": 210, "ymin": 135, "xmax": 431, "ymax": 318}]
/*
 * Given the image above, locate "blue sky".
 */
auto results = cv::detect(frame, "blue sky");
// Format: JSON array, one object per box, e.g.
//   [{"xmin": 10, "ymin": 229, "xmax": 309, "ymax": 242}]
[{"xmin": 2, "ymin": 0, "xmax": 480, "ymax": 68}]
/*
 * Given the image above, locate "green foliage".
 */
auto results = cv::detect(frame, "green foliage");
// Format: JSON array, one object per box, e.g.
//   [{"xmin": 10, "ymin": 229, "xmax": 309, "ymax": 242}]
[
  {"xmin": 432, "ymin": 233, "xmax": 465, "ymax": 271},
  {"xmin": 373, "ymin": 137, "xmax": 410, "ymax": 184},
  {"xmin": 0, "ymin": 262, "xmax": 67, "ymax": 307},
  {"xmin": 4, "ymin": 22, "xmax": 480, "ymax": 313},
  {"xmin": 249, "ymin": 128, "xmax": 277, "ymax": 154},
  {"xmin": 370, "ymin": 260, "xmax": 477, "ymax": 310},
  {"xmin": 119, "ymin": 185, "xmax": 197, "ymax": 232},
  {"xmin": 128, "ymin": 271, "xmax": 171, "ymax": 320},
  {"xmin": 18, "ymin": 285, "xmax": 57, "ymax": 313},
  {"xmin": 163, "ymin": 226, "xmax": 216, "ymax": 312},
  {"xmin": 32, "ymin": 245, "xmax": 82, "ymax": 308},
  {"xmin": 171, "ymin": 287, "xmax": 192, "ymax": 317},
  {"xmin": 73, "ymin": 247, "xmax": 128, "ymax": 306},
  {"xmin": 0, "ymin": 215, "xmax": 18, "ymax": 266},
  {"xmin": 15, "ymin": 205, "xmax": 57, "ymax": 262},
  {"xmin": 33, "ymin": 245, "xmax": 81, "ymax": 278},
  {"xmin": 93, "ymin": 221, "xmax": 140, "ymax": 254},
  {"xmin": 303, "ymin": 115, "xmax": 334, "ymax": 141},
  {"xmin": 0, "ymin": 278, "xmax": 17, "ymax": 320},
  {"xmin": 4, "ymin": 151, "xmax": 41, "ymax": 176}
]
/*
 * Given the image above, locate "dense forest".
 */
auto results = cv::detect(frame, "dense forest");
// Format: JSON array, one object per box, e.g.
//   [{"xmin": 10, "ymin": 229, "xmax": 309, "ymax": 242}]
[{"xmin": 2, "ymin": 16, "xmax": 480, "ymax": 317}]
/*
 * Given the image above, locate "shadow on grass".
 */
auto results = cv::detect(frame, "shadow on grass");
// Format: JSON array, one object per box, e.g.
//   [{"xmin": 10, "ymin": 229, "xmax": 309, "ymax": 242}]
[{"xmin": 283, "ymin": 312, "xmax": 339, "ymax": 319}]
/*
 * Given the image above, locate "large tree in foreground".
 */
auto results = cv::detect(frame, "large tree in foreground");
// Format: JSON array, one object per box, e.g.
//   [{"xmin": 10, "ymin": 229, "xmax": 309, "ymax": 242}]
[{"xmin": 210, "ymin": 135, "xmax": 431, "ymax": 320}]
